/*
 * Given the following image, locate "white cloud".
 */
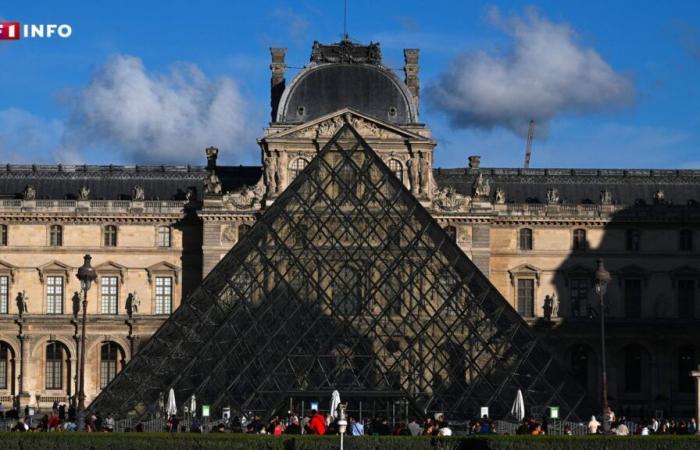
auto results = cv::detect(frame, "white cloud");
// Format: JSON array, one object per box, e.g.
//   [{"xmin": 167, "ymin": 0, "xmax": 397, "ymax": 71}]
[
  {"xmin": 427, "ymin": 7, "xmax": 634, "ymax": 136},
  {"xmin": 0, "ymin": 108, "xmax": 64, "ymax": 163},
  {"xmin": 63, "ymin": 54, "xmax": 256, "ymax": 164}
]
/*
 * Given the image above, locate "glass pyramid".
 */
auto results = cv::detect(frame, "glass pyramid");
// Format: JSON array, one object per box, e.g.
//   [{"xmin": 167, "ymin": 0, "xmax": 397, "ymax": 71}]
[{"xmin": 91, "ymin": 122, "xmax": 586, "ymax": 421}]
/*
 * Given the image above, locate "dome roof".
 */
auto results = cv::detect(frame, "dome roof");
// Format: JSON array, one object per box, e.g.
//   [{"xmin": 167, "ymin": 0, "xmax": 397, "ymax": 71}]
[{"xmin": 276, "ymin": 44, "xmax": 417, "ymax": 125}]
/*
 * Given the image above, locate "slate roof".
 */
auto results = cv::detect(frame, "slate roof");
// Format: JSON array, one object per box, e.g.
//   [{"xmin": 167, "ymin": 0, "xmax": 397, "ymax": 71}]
[
  {"xmin": 434, "ymin": 167, "xmax": 700, "ymax": 206},
  {"xmin": 0, "ymin": 164, "xmax": 261, "ymax": 201}
]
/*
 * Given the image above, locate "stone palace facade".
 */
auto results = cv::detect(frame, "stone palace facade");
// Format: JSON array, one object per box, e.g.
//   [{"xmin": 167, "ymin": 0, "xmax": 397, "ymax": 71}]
[{"xmin": 1, "ymin": 39, "xmax": 699, "ymax": 419}]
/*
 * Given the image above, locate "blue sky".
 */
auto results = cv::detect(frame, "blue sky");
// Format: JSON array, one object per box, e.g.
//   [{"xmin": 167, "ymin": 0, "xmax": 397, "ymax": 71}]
[{"xmin": 0, "ymin": 0, "xmax": 699, "ymax": 169}]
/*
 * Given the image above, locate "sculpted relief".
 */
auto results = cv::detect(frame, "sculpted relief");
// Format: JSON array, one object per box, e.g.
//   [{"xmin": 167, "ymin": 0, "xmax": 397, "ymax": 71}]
[{"xmin": 290, "ymin": 115, "xmax": 399, "ymax": 140}]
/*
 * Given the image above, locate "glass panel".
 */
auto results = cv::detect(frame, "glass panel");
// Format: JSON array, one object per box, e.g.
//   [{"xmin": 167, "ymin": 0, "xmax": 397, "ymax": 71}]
[
  {"xmin": 101, "ymin": 276, "xmax": 119, "ymax": 314},
  {"xmin": 155, "ymin": 277, "xmax": 173, "ymax": 314},
  {"xmin": 47, "ymin": 276, "xmax": 64, "ymax": 314},
  {"xmin": 0, "ymin": 276, "xmax": 8, "ymax": 314}
]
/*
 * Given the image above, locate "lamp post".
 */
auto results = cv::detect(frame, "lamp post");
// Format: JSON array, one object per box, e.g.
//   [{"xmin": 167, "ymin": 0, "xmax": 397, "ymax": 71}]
[
  {"xmin": 76, "ymin": 254, "xmax": 97, "ymax": 430},
  {"xmin": 337, "ymin": 403, "xmax": 347, "ymax": 450},
  {"xmin": 593, "ymin": 258, "xmax": 611, "ymax": 432}
]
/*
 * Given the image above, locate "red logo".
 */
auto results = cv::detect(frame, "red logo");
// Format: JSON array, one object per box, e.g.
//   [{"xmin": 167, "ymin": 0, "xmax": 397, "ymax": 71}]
[{"xmin": 0, "ymin": 22, "xmax": 21, "ymax": 40}]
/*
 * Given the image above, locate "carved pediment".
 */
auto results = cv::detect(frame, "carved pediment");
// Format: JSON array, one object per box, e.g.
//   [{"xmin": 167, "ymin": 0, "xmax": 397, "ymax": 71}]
[
  {"xmin": 563, "ymin": 264, "xmax": 594, "ymax": 286},
  {"xmin": 95, "ymin": 261, "xmax": 127, "ymax": 283},
  {"xmin": 37, "ymin": 260, "xmax": 72, "ymax": 284},
  {"xmin": 508, "ymin": 264, "xmax": 542, "ymax": 286},
  {"xmin": 670, "ymin": 265, "xmax": 700, "ymax": 287},
  {"xmin": 222, "ymin": 177, "xmax": 265, "ymax": 211},
  {"xmin": 0, "ymin": 260, "xmax": 18, "ymax": 283},
  {"xmin": 266, "ymin": 109, "xmax": 430, "ymax": 142},
  {"xmin": 615, "ymin": 264, "xmax": 651, "ymax": 287},
  {"xmin": 146, "ymin": 262, "xmax": 180, "ymax": 285}
]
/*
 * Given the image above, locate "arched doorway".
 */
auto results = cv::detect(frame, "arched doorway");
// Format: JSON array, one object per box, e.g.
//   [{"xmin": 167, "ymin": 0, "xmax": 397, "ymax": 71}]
[{"xmin": 0, "ymin": 341, "xmax": 16, "ymax": 396}]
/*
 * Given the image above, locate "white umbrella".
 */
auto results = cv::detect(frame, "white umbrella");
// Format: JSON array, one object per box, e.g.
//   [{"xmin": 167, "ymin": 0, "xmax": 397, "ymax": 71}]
[
  {"xmin": 166, "ymin": 388, "xmax": 177, "ymax": 416},
  {"xmin": 510, "ymin": 389, "xmax": 525, "ymax": 421},
  {"xmin": 189, "ymin": 394, "xmax": 197, "ymax": 416},
  {"xmin": 328, "ymin": 390, "xmax": 341, "ymax": 425}
]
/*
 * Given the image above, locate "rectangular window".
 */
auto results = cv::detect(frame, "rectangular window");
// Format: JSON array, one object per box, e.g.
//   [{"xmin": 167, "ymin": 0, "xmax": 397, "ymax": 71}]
[
  {"xmin": 0, "ymin": 224, "xmax": 7, "ymax": 246},
  {"xmin": 678, "ymin": 279, "xmax": 695, "ymax": 318},
  {"xmin": 680, "ymin": 230, "xmax": 693, "ymax": 252},
  {"xmin": 155, "ymin": 276, "xmax": 173, "ymax": 314},
  {"xmin": 50, "ymin": 225, "xmax": 63, "ymax": 247},
  {"xmin": 46, "ymin": 360, "xmax": 62, "ymax": 390},
  {"xmin": 100, "ymin": 276, "xmax": 119, "ymax": 314},
  {"xmin": 158, "ymin": 226, "xmax": 171, "ymax": 248},
  {"xmin": 46, "ymin": 276, "xmax": 64, "ymax": 314},
  {"xmin": 517, "ymin": 279, "xmax": 534, "ymax": 317},
  {"xmin": 569, "ymin": 279, "xmax": 589, "ymax": 317},
  {"xmin": 624, "ymin": 279, "xmax": 642, "ymax": 318},
  {"xmin": 0, "ymin": 276, "xmax": 8, "ymax": 314}
]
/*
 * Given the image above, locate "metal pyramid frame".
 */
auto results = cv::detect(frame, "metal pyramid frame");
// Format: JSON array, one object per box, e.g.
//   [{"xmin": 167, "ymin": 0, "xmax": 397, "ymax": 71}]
[{"xmin": 91, "ymin": 122, "xmax": 586, "ymax": 421}]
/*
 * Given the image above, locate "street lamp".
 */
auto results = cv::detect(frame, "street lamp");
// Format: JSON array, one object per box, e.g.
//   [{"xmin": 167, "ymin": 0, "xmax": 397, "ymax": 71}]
[
  {"xmin": 337, "ymin": 403, "xmax": 348, "ymax": 450},
  {"xmin": 76, "ymin": 254, "xmax": 97, "ymax": 430},
  {"xmin": 593, "ymin": 258, "xmax": 611, "ymax": 432}
]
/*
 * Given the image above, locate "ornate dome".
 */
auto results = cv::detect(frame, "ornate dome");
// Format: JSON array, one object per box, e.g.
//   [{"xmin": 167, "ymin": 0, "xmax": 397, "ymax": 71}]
[{"xmin": 276, "ymin": 40, "xmax": 417, "ymax": 125}]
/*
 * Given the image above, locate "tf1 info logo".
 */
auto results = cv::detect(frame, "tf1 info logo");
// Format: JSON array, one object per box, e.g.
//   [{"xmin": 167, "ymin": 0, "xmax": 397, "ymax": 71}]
[{"xmin": 0, "ymin": 22, "xmax": 73, "ymax": 40}]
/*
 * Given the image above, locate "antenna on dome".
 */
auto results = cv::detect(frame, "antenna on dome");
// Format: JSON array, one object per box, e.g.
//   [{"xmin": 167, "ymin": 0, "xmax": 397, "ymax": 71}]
[{"xmin": 343, "ymin": 0, "xmax": 349, "ymax": 40}]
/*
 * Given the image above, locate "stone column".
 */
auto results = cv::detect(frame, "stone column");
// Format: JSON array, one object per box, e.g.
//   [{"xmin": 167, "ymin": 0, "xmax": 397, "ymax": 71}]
[
  {"xmin": 692, "ymin": 366, "xmax": 700, "ymax": 434},
  {"xmin": 270, "ymin": 48, "xmax": 287, "ymax": 121},
  {"xmin": 403, "ymin": 49, "xmax": 420, "ymax": 114}
]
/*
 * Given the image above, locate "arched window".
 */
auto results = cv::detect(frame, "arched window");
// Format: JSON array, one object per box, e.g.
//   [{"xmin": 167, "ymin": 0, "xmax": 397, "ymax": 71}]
[
  {"xmin": 678, "ymin": 346, "xmax": 696, "ymax": 393},
  {"xmin": 103, "ymin": 225, "xmax": 118, "ymax": 247},
  {"xmin": 388, "ymin": 159, "xmax": 403, "ymax": 183},
  {"xmin": 519, "ymin": 228, "xmax": 533, "ymax": 250},
  {"xmin": 0, "ymin": 342, "xmax": 10, "ymax": 389},
  {"xmin": 100, "ymin": 342, "xmax": 122, "ymax": 389},
  {"xmin": 573, "ymin": 229, "xmax": 587, "ymax": 250},
  {"xmin": 50, "ymin": 224, "xmax": 63, "ymax": 247},
  {"xmin": 333, "ymin": 267, "xmax": 362, "ymax": 316},
  {"xmin": 46, "ymin": 342, "xmax": 64, "ymax": 390},
  {"xmin": 0, "ymin": 224, "xmax": 7, "ymax": 246},
  {"xmin": 238, "ymin": 224, "xmax": 252, "ymax": 239},
  {"xmin": 444, "ymin": 226, "xmax": 457, "ymax": 242},
  {"xmin": 289, "ymin": 158, "xmax": 309, "ymax": 181}
]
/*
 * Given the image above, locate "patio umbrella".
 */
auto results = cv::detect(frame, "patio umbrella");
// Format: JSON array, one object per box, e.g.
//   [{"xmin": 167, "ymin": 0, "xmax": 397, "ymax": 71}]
[
  {"xmin": 328, "ymin": 390, "xmax": 341, "ymax": 425},
  {"xmin": 510, "ymin": 389, "xmax": 525, "ymax": 421},
  {"xmin": 166, "ymin": 388, "xmax": 177, "ymax": 417}
]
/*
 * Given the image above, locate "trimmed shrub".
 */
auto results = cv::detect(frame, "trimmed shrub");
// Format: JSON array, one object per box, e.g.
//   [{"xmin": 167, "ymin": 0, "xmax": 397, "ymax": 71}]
[{"xmin": 1, "ymin": 433, "xmax": 700, "ymax": 450}]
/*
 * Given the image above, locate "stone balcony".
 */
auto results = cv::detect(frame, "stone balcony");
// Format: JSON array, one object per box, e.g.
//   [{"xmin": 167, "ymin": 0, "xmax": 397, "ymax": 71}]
[{"xmin": 0, "ymin": 199, "xmax": 189, "ymax": 214}]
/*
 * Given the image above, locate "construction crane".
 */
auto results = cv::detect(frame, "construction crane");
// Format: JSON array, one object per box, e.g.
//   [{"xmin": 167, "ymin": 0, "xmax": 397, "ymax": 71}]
[{"xmin": 523, "ymin": 119, "xmax": 535, "ymax": 169}]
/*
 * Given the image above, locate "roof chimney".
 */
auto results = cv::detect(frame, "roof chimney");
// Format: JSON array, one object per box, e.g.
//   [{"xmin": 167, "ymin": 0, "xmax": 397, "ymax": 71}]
[
  {"xmin": 270, "ymin": 48, "xmax": 287, "ymax": 122},
  {"xmin": 468, "ymin": 155, "xmax": 481, "ymax": 169},
  {"xmin": 403, "ymin": 49, "xmax": 420, "ymax": 116}
]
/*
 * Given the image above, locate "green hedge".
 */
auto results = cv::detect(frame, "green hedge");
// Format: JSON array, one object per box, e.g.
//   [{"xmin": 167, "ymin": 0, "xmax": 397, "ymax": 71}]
[{"xmin": 1, "ymin": 433, "xmax": 700, "ymax": 450}]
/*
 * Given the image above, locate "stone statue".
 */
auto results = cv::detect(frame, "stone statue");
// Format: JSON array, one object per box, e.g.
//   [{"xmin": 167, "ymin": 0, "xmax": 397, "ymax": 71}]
[
  {"xmin": 223, "ymin": 185, "xmax": 261, "ymax": 210},
  {"xmin": 185, "ymin": 188, "xmax": 194, "ymax": 202},
  {"xmin": 433, "ymin": 187, "xmax": 469, "ymax": 212},
  {"xmin": 551, "ymin": 293, "xmax": 559, "ymax": 318},
  {"xmin": 264, "ymin": 153, "xmax": 277, "ymax": 194},
  {"xmin": 78, "ymin": 185, "xmax": 90, "ymax": 201},
  {"xmin": 600, "ymin": 189, "xmax": 613, "ymax": 205},
  {"xmin": 205, "ymin": 146, "xmax": 219, "ymax": 163},
  {"xmin": 419, "ymin": 152, "xmax": 431, "ymax": 195},
  {"xmin": 23, "ymin": 185, "xmax": 36, "ymax": 200},
  {"xmin": 407, "ymin": 156, "xmax": 420, "ymax": 194},
  {"xmin": 126, "ymin": 292, "xmax": 140, "ymax": 318},
  {"xmin": 16, "ymin": 291, "xmax": 28, "ymax": 317},
  {"xmin": 546, "ymin": 188, "xmax": 560, "ymax": 205},
  {"xmin": 495, "ymin": 187, "xmax": 506, "ymax": 204},
  {"xmin": 472, "ymin": 173, "xmax": 491, "ymax": 198},
  {"xmin": 543, "ymin": 295, "xmax": 553, "ymax": 321},
  {"xmin": 654, "ymin": 190, "xmax": 665, "ymax": 204},
  {"xmin": 204, "ymin": 172, "xmax": 222, "ymax": 195},
  {"xmin": 277, "ymin": 151, "xmax": 288, "ymax": 190},
  {"xmin": 72, "ymin": 292, "xmax": 81, "ymax": 319},
  {"xmin": 133, "ymin": 185, "xmax": 145, "ymax": 201}
]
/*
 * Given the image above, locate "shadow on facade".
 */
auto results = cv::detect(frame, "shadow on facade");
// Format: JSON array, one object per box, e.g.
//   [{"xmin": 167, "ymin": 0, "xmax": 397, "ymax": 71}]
[{"xmin": 530, "ymin": 203, "xmax": 700, "ymax": 420}]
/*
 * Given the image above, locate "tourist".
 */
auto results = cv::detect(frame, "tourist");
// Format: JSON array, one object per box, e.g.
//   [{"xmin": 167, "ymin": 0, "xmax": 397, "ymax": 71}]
[
  {"xmin": 273, "ymin": 419, "xmax": 285, "ymax": 436},
  {"xmin": 349, "ymin": 416, "xmax": 364, "ymax": 436},
  {"xmin": 587, "ymin": 415, "xmax": 601, "ymax": 434},
  {"xmin": 286, "ymin": 416, "xmax": 301, "ymax": 434},
  {"xmin": 308, "ymin": 410, "xmax": 326, "ymax": 435},
  {"xmin": 11, "ymin": 418, "xmax": 28, "ymax": 432},
  {"xmin": 0, "ymin": 401, "xmax": 5, "ymax": 419},
  {"xmin": 437, "ymin": 420, "xmax": 452, "ymax": 436},
  {"xmin": 614, "ymin": 419, "xmax": 629, "ymax": 436},
  {"xmin": 651, "ymin": 417, "xmax": 659, "ymax": 433},
  {"xmin": 407, "ymin": 417, "xmax": 422, "ymax": 436},
  {"xmin": 530, "ymin": 424, "xmax": 543, "ymax": 436},
  {"xmin": 689, "ymin": 417, "xmax": 697, "ymax": 434},
  {"xmin": 103, "ymin": 413, "xmax": 115, "ymax": 432}
]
